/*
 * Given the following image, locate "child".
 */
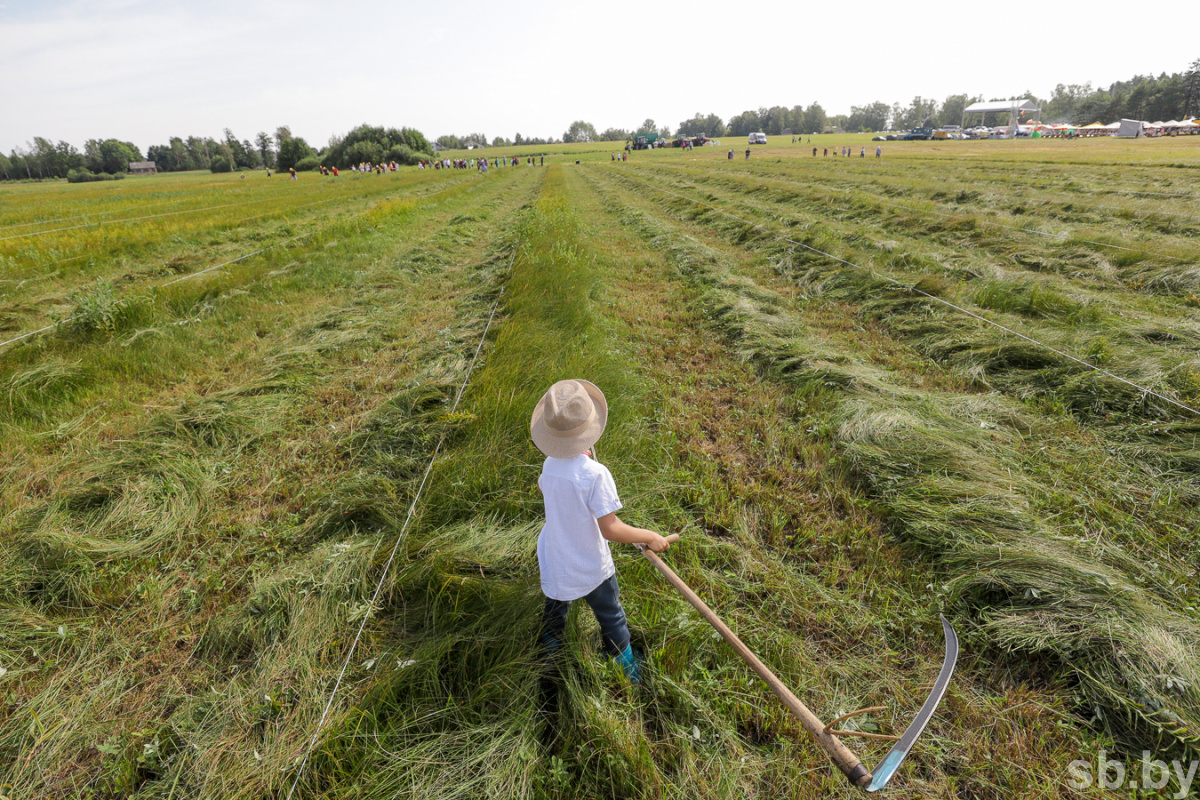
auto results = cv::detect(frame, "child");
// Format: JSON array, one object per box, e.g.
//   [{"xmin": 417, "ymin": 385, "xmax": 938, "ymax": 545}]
[{"xmin": 530, "ymin": 379, "xmax": 675, "ymax": 681}]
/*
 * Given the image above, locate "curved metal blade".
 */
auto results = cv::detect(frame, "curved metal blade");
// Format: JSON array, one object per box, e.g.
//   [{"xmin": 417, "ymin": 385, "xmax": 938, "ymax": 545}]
[{"xmin": 865, "ymin": 615, "xmax": 959, "ymax": 793}]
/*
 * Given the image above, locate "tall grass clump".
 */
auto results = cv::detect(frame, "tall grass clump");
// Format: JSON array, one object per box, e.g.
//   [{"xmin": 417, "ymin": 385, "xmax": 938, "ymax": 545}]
[{"xmin": 278, "ymin": 167, "xmax": 664, "ymax": 800}]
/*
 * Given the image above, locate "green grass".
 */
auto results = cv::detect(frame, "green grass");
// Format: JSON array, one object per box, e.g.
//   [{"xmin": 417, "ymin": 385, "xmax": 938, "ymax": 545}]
[{"xmin": 1, "ymin": 138, "xmax": 1199, "ymax": 798}]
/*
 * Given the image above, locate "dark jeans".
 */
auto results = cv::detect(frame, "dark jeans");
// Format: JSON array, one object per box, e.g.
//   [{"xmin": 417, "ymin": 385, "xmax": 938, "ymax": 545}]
[{"xmin": 541, "ymin": 574, "xmax": 630, "ymax": 656}]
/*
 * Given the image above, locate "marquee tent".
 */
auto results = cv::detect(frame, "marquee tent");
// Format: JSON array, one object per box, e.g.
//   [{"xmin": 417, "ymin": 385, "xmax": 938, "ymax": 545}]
[
  {"xmin": 962, "ymin": 99, "xmax": 1041, "ymax": 136},
  {"xmin": 1117, "ymin": 119, "xmax": 1144, "ymax": 138}
]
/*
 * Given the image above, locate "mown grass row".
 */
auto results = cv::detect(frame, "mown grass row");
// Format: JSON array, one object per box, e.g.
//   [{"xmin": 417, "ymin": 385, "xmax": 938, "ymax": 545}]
[
  {"xmin": 580, "ymin": 162, "xmax": 1200, "ymax": 789},
  {"xmin": 655, "ymin": 157, "xmax": 1200, "ymax": 297},
  {"xmin": 605, "ymin": 163, "xmax": 1200, "ymax": 501},
  {"xmin": 0, "ymin": 170, "xmax": 480, "ymax": 329},
  {"xmin": 0, "ymin": 167, "xmax": 543, "ymax": 798}
]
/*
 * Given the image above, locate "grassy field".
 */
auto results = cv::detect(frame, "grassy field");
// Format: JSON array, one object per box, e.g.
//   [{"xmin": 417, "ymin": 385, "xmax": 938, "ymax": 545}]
[{"xmin": 1, "ymin": 135, "xmax": 1199, "ymax": 798}]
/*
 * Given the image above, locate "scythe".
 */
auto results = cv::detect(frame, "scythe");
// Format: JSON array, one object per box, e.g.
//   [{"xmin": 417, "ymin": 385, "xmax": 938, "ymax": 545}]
[{"xmin": 637, "ymin": 541, "xmax": 958, "ymax": 792}]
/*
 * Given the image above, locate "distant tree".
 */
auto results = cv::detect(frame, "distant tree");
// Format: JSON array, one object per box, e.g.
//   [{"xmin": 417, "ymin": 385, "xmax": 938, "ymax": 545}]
[
  {"xmin": 726, "ymin": 110, "xmax": 763, "ymax": 136},
  {"xmin": 892, "ymin": 96, "xmax": 937, "ymax": 130},
  {"xmin": 221, "ymin": 129, "xmax": 255, "ymax": 169},
  {"xmin": 30, "ymin": 137, "xmax": 62, "ymax": 178},
  {"xmin": 598, "ymin": 127, "xmax": 629, "ymax": 141},
  {"xmin": 799, "ymin": 103, "xmax": 827, "ymax": 134},
  {"xmin": 254, "ymin": 131, "xmax": 275, "ymax": 168},
  {"xmin": 322, "ymin": 124, "xmax": 432, "ymax": 167},
  {"xmin": 210, "ymin": 155, "xmax": 231, "ymax": 173},
  {"xmin": 10, "ymin": 148, "xmax": 32, "ymax": 179},
  {"xmin": 274, "ymin": 126, "xmax": 292, "ymax": 148},
  {"xmin": 345, "ymin": 140, "xmax": 385, "ymax": 165},
  {"xmin": 562, "ymin": 120, "xmax": 598, "ymax": 143},
  {"xmin": 760, "ymin": 105, "xmax": 791, "ymax": 135},
  {"xmin": 1044, "ymin": 83, "xmax": 1092, "ymax": 124},
  {"xmin": 636, "ymin": 118, "xmax": 659, "ymax": 135},
  {"xmin": 436, "ymin": 134, "xmax": 464, "ymax": 150},
  {"xmin": 846, "ymin": 102, "xmax": 890, "ymax": 132},
  {"xmin": 514, "ymin": 132, "xmax": 524, "ymax": 145},
  {"xmin": 241, "ymin": 139, "xmax": 262, "ymax": 168},
  {"xmin": 934, "ymin": 94, "xmax": 974, "ymax": 128},
  {"xmin": 183, "ymin": 136, "xmax": 213, "ymax": 170},
  {"xmin": 84, "ymin": 139, "xmax": 140, "ymax": 174},
  {"xmin": 1186, "ymin": 58, "xmax": 1200, "ymax": 117},
  {"xmin": 276, "ymin": 136, "xmax": 315, "ymax": 170},
  {"xmin": 678, "ymin": 112, "xmax": 725, "ymax": 137},
  {"xmin": 146, "ymin": 144, "xmax": 174, "ymax": 171},
  {"xmin": 0, "ymin": 152, "xmax": 11, "ymax": 180},
  {"xmin": 492, "ymin": 136, "xmax": 510, "ymax": 147}
]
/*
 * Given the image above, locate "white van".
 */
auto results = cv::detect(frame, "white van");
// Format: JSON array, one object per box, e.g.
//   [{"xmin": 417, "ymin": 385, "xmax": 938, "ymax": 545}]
[{"xmin": 748, "ymin": 132, "xmax": 767, "ymax": 144}]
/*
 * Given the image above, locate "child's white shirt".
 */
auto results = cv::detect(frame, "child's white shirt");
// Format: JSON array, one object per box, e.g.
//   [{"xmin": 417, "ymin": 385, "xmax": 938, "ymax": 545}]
[{"xmin": 537, "ymin": 454, "xmax": 623, "ymax": 601}]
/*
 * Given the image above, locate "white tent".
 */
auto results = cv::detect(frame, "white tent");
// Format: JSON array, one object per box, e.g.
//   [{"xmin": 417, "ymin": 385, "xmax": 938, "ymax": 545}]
[
  {"xmin": 1117, "ymin": 119, "xmax": 1143, "ymax": 138},
  {"xmin": 962, "ymin": 99, "xmax": 1041, "ymax": 136},
  {"xmin": 963, "ymin": 99, "xmax": 1040, "ymax": 115}
]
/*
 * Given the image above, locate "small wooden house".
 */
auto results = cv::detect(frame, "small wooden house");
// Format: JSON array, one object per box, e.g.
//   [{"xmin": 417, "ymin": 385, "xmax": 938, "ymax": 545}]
[{"xmin": 129, "ymin": 161, "xmax": 157, "ymax": 175}]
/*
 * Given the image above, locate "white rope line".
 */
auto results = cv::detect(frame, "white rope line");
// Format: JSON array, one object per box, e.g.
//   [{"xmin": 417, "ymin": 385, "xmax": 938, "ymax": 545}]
[
  {"xmin": 0, "ymin": 193, "xmax": 189, "ymax": 232},
  {"xmin": 284, "ymin": 254, "xmax": 513, "ymax": 799},
  {"xmin": 620, "ymin": 171, "xmax": 1200, "ymax": 418}
]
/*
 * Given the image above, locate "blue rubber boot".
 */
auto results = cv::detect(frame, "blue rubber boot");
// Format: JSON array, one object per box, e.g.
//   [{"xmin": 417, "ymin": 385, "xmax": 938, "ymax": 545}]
[{"xmin": 614, "ymin": 643, "xmax": 641, "ymax": 684}]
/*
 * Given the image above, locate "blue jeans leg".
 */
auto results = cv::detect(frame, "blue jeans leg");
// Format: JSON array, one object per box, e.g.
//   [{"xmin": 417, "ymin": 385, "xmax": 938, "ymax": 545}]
[
  {"xmin": 539, "ymin": 574, "xmax": 631, "ymax": 657},
  {"xmin": 582, "ymin": 575, "xmax": 630, "ymax": 657}
]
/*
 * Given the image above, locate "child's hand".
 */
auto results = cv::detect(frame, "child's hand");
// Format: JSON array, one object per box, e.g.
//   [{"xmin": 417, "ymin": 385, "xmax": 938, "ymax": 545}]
[{"xmin": 647, "ymin": 533, "xmax": 680, "ymax": 553}]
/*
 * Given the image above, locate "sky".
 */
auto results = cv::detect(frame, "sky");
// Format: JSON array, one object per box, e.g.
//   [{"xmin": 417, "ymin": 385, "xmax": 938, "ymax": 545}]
[{"xmin": 1, "ymin": 0, "xmax": 1196, "ymax": 155}]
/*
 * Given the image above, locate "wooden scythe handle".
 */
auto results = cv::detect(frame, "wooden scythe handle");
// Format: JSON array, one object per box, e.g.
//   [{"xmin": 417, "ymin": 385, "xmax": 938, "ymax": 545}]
[{"xmin": 637, "ymin": 542, "xmax": 873, "ymax": 788}]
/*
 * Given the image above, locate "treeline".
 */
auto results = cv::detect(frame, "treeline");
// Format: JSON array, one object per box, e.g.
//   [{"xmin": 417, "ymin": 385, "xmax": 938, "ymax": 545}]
[
  {"xmin": 0, "ymin": 123, "xmax": 434, "ymax": 181},
  {"xmin": 149, "ymin": 124, "xmax": 433, "ymax": 173},
  {"xmin": 701, "ymin": 60, "xmax": 1200, "ymax": 136},
  {"xmin": 0, "ymin": 137, "xmax": 143, "ymax": 182},
  {"xmin": 5, "ymin": 61, "xmax": 1198, "ymax": 182},
  {"xmin": 557, "ymin": 60, "xmax": 1200, "ymax": 141}
]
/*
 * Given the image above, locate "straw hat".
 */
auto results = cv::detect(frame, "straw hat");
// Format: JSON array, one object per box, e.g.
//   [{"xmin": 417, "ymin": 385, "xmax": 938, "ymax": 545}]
[{"xmin": 530, "ymin": 379, "xmax": 607, "ymax": 458}]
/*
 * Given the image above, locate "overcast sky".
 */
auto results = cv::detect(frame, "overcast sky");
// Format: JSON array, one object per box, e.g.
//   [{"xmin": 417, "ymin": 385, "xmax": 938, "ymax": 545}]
[{"xmin": 1, "ymin": 0, "xmax": 1195, "ymax": 154}]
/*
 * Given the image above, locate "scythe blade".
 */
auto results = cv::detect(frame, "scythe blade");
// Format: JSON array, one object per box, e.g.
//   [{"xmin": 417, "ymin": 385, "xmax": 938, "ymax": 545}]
[{"xmin": 865, "ymin": 615, "xmax": 959, "ymax": 792}]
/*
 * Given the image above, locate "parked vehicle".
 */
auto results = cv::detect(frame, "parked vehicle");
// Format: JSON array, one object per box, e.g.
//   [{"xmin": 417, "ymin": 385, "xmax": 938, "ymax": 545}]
[{"xmin": 748, "ymin": 132, "xmax": 767, "ymax": 144}]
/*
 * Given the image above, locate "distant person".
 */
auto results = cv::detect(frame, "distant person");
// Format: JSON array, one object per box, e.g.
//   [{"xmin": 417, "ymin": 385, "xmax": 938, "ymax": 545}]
[
  {"xmin": 860, "ymin": 147, "xmax": 865, "ymax": 157},
  {"xmin": 745, "ymin": 148, "xmax": 750, "ymax": 159},
  {"xmin": 289, "ymin": 167, "xmax": 297, "ymax": 181},
  {"xmin": 266, "ymin": 169, "xmax": 272, "ymax": 177},
  {"xmin": 876, "ymin": 146, "xmax": 882, "ymax": 158},
  {"xmin": 540, "ymin": 155, "xmax": 544, "ymax": 166},
  {"xmin": 813, "ymin": 147, "xmax": 817, "ymax": 156},
  {"xmin": 728, "ymin": 150, "xmax": 733, "ymax": 159},
  {"xmin": 823, "ymin": 148, "xmax": 828, "ymax": 157}
]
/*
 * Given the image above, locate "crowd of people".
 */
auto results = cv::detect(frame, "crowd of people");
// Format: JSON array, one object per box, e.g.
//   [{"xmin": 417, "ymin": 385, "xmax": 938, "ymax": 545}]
[
  {"xmin": 276, "ymin": 142, "xmax": 887, "ymax": 180},
  {"xmin": 418, "ymin": 155, "xmax": 545, "ymax": 171}
]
